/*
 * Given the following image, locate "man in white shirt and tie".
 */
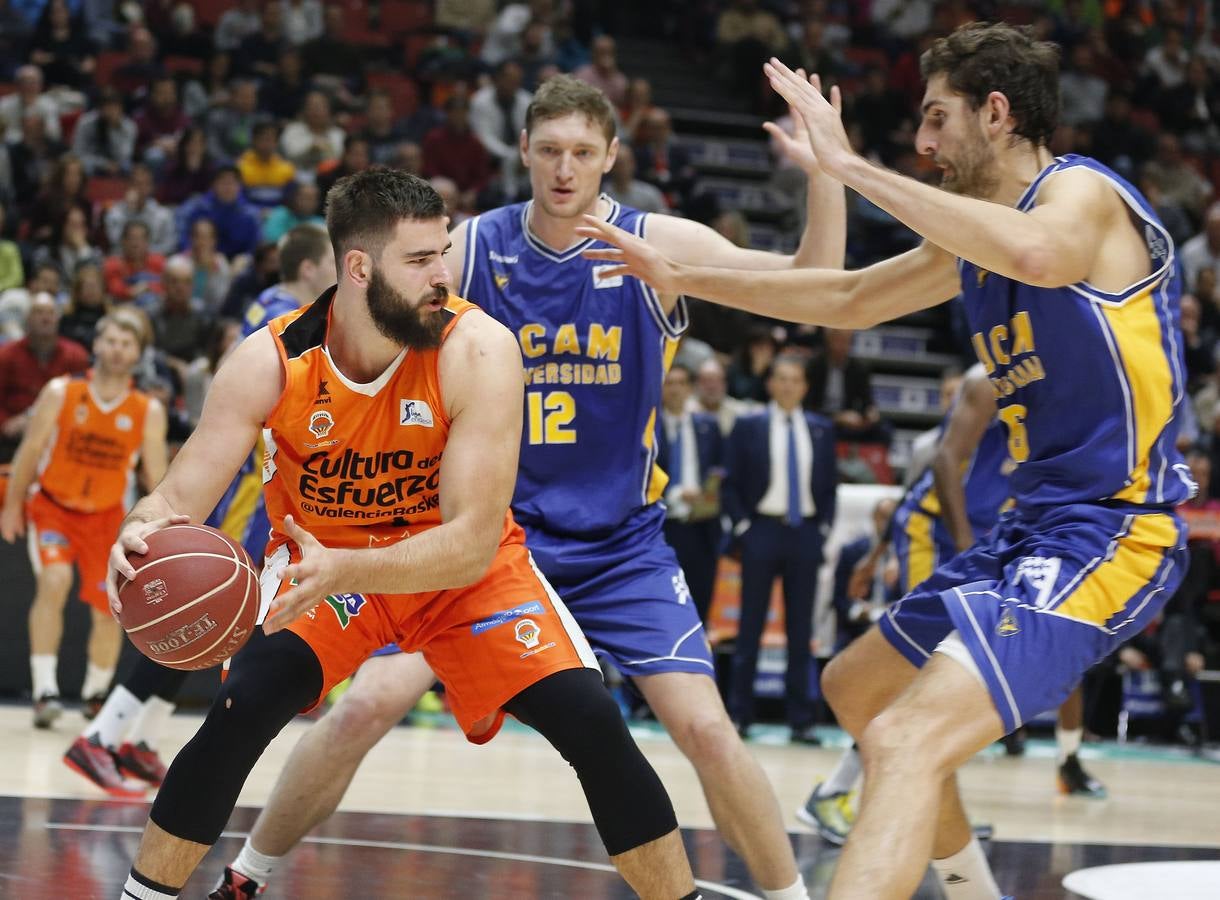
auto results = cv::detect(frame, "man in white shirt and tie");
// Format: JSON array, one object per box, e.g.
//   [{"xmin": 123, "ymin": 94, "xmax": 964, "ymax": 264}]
[
  {"xmin": 723, "ymin": 355, "xmax": 837, "ymax": 744},
  {"xmin": 659, "ymin": 364, "xmax": 724, "ymax": 625}
]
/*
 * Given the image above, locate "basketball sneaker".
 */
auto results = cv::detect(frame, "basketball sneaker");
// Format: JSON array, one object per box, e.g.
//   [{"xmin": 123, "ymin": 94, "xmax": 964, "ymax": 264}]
[
  {"xmin": 796, "ymin": 782, "xmax": 855, "ymax": 845},
  {"xmin": 208, "ymin": 866, "xmax": 266, "ymax": 898},
  {"xmin": 1058, "ymin": 753, "xmax": 1107, "ymax": 798},
  {"xmin": 63, "ymin": 734, "xmax": 146, "ymax": 799},
  {"xmin": 33, "ymin": 694, "xmax": 63, "ymax": 729},
  {"xmin": 82, "ymin": 693, "xmax": 106, "ymax": 720},
  {"xmin": 115, "ymin": 741, "xmax": 168, "ymax": 786}
]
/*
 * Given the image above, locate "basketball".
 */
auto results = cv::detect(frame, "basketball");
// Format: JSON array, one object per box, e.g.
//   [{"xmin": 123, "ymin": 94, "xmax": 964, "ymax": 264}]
[{"xmin": 117, "ymin": 524, "xmax": 260, "ymax": 671}]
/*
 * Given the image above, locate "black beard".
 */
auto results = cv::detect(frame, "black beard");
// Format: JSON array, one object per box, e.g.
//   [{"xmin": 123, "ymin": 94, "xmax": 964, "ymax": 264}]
[{"xmin": 366, "ymin": 267, "xmax": 446, "ymax": 350}]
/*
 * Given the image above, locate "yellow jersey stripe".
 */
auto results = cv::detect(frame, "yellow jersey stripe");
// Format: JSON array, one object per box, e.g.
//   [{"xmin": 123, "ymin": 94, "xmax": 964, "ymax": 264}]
[
  {"xmin": 1055, "ymin": 512, "xmax": 1179, "ymax": 625},
  {"xmin": 1098, "ymin": 286, "xmax": 1174, "ymax": 504},
  {"xmin": 904, "ymin": 510, "xmax": 937, "ymax": 593}
]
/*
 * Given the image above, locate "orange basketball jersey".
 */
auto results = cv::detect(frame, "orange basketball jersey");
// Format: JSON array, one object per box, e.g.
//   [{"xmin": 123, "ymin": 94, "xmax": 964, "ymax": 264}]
[
  {"xmin": 37, "ymin": 374, "xmax": 149, "ymax": 513},
  {"xmin": 262, "ymin": 288, "xmax": 523, "ymax": 553}
]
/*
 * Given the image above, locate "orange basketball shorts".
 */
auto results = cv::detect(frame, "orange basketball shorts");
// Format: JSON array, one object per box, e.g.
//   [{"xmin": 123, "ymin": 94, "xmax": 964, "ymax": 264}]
[
  {"xmin": 26, "ymin": 490, "xmax": 124, "ymax": 612},
  {"xmin": 259, "ymin": 539, "xmax": 599, "ymax": 743}
]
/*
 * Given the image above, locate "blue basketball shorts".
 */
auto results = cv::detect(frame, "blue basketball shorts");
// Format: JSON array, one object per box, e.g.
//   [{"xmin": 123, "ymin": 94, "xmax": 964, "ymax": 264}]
[
  {"xmin": 878, "ymin": 502, "xmax": 1187, "ymax": 733},
  {"xmin": 523, "ymin": 504, "xmax": 715, "ymax": 678},
  {"xmin": 891, "ymin": 502, "xmax": 957, "ymax": 595}
]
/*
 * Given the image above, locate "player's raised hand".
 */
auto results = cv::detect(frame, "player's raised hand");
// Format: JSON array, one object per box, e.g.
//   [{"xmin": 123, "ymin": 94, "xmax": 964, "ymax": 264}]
[
  {"xmin": 265, "ymin": 515, "xmax": 348, "ymax": 634},
  {"xmin": 763, "ymin": 57, "xmax": 854, "ymax": 179},
  {"xmin": 0, "ymin": 502, "xmax": 24, "ymax": 544},
  {"xmin": 106, "ymin": 513, "xmax": 191, "ymax": 617},
  {"xmin": 577, "ymin": 215, "xmax": 683, "ymax": 295},
  {"xmin": 763, "ymin": 71, "xmax": 842, "ymax": 175}
]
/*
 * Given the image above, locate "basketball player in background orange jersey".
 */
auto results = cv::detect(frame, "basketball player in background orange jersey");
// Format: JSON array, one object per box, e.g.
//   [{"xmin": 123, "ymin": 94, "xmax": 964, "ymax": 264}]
[
  {"xmin": 105, "ymin": 170, "xmax": 699, "ymax": 900},
  {"xmin": 0, "ymin": 309, "xmax": 168, "ymax": 730}
]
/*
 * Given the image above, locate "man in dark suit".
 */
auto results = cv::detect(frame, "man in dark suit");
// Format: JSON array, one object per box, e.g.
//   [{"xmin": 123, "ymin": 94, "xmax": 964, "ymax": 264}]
[
  {"xmin": 723, "ymin": 355, "xmax": 837, "ymax": 744},
  {"xmin": 657, "ymin": 364, "xmax": 724, "ymax": 625},
  {"xmin": 805, "ymin": 327, "xmax": 885, "ymax": 443}
]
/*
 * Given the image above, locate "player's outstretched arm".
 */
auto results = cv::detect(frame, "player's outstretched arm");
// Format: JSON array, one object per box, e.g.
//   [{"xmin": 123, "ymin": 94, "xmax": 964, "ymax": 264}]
[
  {"xmin": 763, "ymin": 58, "xmax": 1110, "ymax": 288},
  {"xmin": 930, "ymin": 366, "xmax": 997, "ymax": 554},
  {"xmin": 0, "ymin": 377, "xmax": 66, "ymax": 542},
  {"xmin": 580, "ymin": 218, "xmax": 959, "ymax": 328}
]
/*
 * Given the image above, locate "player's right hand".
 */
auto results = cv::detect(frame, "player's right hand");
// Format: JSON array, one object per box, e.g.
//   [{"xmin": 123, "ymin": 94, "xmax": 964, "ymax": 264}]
[
  {"xmin": 0, "ymin": 503, "xmax": 23, "ymax": 543},
  {"xmin": 577, "ymin": 216, "xmax": 682, "ymax": 294},
  {"xmin": 763, "ymin": 71, "xmax": 842, "ymax": 175},
  {"xmin": 106, "ymin": 514, "xmax": 190, "ymax": 618}
]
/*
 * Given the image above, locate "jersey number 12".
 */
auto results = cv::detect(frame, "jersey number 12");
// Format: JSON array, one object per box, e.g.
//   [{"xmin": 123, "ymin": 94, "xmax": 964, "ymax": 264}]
[{"xmin": 527, "ymin": 390, "xmax": 576, "ymax": 445}]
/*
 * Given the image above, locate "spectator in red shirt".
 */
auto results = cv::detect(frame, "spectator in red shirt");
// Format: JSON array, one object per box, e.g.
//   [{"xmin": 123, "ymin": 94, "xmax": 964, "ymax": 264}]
[
  {"xmin": 0, "ymin": 292, "xmax": 89, "ymax": 464},
  {"xmin": 422, "ymin": 94, "xmax": 493, "ymax": 210},
  {"xmin": 102, "ymin": 220, "xmax": 166, "ymax": 310}
]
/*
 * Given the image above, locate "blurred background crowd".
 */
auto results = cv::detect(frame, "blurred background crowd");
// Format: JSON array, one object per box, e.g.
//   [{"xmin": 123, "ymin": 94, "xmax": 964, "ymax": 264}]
[{"xmin": 1, "ymin": 0, "xmax": 1219, "ymax": 745}]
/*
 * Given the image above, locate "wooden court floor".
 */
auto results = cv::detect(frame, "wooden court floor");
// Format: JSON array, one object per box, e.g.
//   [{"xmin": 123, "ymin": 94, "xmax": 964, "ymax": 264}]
[{"xmin": 1, "ymin": 704, "xmax": 1218, "ymax": 898}]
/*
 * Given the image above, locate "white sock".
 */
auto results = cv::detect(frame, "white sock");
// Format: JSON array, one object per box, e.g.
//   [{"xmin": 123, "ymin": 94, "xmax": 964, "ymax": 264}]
[
  {"xmin": 121, "ymin": 870, "xmax": 178, "ymax": 899},
  {"xmin": 1056, "ymin": 726, "xmax": 1082, "ymax": 764},
  {"xmin": 31, "ymin": 654, "xmax": 58, "ymax": 699},
  {"xmin": 761, "ymin": 875, "xmax": 809, "ymax": 900},
  {"xmin": 232, "ymin": 837, "xmax": 280, "ymax": 884},
  {"xmin": 932, "ymin": 836, "xmax": 1001, "ymax": 899},
  {"xmin": 82, "ymin": 663, "xmax": 115, "ymax": 700},
  {"xmin": 816, "ymin": 746, "xmax": 861, "ymax": 797},
  {"xmin": 83, "ymin": 685, "xmax": 142, "ymax": 748},
  {"xmin": 127, "ymin": 696, "xmax": 176, "ymax": 751}
]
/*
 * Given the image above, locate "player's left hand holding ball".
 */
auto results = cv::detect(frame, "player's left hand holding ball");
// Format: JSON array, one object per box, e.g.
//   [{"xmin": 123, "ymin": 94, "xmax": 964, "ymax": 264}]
[
  {"xmin": 264, "ymin": 515, "xmax": 350, "ymax": 634},
  {"xmin": 106, "ymin": 513, "xmax": 192, "ymax": 618}
]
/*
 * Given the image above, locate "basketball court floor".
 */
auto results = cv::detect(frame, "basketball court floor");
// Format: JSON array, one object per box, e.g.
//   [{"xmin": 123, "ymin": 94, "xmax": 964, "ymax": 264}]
[{"xmin": 1, "ymin": 704, "xmax": 1218, "ymax": 899}]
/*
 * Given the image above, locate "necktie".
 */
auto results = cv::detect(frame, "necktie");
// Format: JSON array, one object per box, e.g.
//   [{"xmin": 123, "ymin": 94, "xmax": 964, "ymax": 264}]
[
  {"xmin": 786, "ymin": 414, "xmax": 802, "ymax": 526},
  {"xmin": 669, "ymin": 420, "xmax": 684, "ymax": 487}
]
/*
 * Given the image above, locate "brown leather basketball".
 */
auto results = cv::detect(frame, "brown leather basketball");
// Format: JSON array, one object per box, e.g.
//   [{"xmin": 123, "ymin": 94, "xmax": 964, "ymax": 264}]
[{"xmin": 117, "ymin": 524, "xmax": 260, "ymax": 671}]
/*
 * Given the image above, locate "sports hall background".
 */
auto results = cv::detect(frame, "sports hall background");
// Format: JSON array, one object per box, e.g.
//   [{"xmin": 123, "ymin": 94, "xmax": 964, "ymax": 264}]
[{"xmin": 1, "ymin": 0, "xmax": 1219, "ymax": 746}]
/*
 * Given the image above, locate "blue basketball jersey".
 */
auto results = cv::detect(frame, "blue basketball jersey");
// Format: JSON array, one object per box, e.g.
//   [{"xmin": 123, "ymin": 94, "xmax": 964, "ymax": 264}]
[
  {"xmin": 460, "ymin": 196, "xmax": 687, "ymax": 536},
  {"xmin": 242, "ymin": 284, "xmax": 304, "ymax": 337},
  {"xmin": 958, "ymin": 155, "xmax": 1193, "ymax": 509},
  {"xmin": 900, "ymin": 417, "xmax": 1012, "ymax": 541}
]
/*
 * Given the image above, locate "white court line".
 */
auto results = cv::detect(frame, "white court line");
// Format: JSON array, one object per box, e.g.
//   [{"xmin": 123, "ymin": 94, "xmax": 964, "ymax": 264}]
[{"xmin": 46, "ymin": 823, "xmax": 762, "ymax": 900}]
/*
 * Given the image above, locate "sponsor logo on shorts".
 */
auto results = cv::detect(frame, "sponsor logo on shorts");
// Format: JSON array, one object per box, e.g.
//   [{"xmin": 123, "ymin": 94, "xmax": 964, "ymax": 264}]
[
  {"xmin": 471, "ymin": 601, "xmax": 545, "ymax": 635},
  {"xmin": 324, "ymin": 592, "xmax": 367, "ymax": 629},
  {"xmin": 996, "ymin": 607, "xmax": 1020, "ymax": 637},
  {"xmin": 1013, "ymin": 556, "xmax": 1060, "ymax": 609},
  {"xmin": 38, "ymin": 529, "xmax": 69, "ymax": 548},
  {"xmin": 515, "ymin": 618, "xmax": 540, "ymax": 649},
  {"xmin": 672, "ymin": 571, "xmax": 692, "ymax": 606},
  {"xmin": 399, "ymin": 399, "xmax": 434, "ymax": 427},
  {"xmin": 143, "ymin": 578, "xmax": 169, "ymax": 604}
]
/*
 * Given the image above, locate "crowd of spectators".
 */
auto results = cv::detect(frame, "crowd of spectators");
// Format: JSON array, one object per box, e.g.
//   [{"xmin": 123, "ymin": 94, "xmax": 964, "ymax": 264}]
[{"xmin": 0, "ymin": 0, "xmax": 1219, "ymax": 739}]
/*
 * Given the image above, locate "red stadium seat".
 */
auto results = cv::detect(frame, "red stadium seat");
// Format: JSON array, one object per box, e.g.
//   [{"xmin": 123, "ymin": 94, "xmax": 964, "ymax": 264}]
[
  {"xmin": 59, "ymin": 109, "xmax": 82, "ymax": 143},
  {"xmin": 379, "ymin": 0, "xmax": 431, "ymax": 35},
  {"xmin": 86, "ymin": 176, "xmax": 129, "ymax": 208}
]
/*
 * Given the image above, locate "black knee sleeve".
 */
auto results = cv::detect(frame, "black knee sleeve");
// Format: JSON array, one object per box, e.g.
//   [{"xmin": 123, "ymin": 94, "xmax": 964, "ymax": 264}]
[
  {"xmin": 505, "ymin": 668, "xmax": 678, "ymax": 856},
  {"xmin": 150, "ymin": 629, "xmax": 323, "ymax": 845},
  {"xmin": 124, "ymin": 654, "xmax": 189, "ymax": 703}
]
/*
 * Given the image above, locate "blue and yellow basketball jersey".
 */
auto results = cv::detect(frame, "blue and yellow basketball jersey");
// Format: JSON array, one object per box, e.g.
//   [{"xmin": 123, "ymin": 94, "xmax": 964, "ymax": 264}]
[
  {"xmin": 460, "ymin": 196, "xmax": 687, "ymax": 536},
  {"xmin": 958, "ymin": 155, "xmax": 1193, "ymax": 509},
  {"xmin": 242, "ymin": 284, "xmax": 303, "ymax": 338},
  {"xmin": 902, "ymin": 416, "xmax": 1012, "ymax": 541}
]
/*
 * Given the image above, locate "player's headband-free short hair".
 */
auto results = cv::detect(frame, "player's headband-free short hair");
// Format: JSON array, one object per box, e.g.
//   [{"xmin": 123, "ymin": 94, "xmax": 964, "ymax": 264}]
[
  {"xmin": 324, "ymin": 167, "xmax": 446, "ymax": 261},
  {"xmin": 96, "ymin": 308, "xmax": 150, "ymax": 351},
  {"xmin": 279, "ymin": 223, "xmax": 332, "ymax": 281},
  {"xmin": 526, "ymin": 75, "xmax": 617, "ymax": 146}
]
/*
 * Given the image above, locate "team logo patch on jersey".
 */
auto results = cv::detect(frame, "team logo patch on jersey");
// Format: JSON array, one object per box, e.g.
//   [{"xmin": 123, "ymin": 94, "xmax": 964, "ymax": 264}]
[
  {"xmin": 315, "ymin": 380, "xmax": 331, "ymax": 405},
  {"xmin": 143, "ymin": 578, "xmax": 169, "ymax": 605},
  {"xmin": 514, "ymin": 619, "xmax": 541, "ymax": 649},
  {"xmin": 996, "ymin": 607, "xmax": 1020, "ymax": 636},
  {"xmin": 400, "ymin": 399, "xmax": 434, "ymax": 427},
  {"xmin": 308, "ymin": 409, "xmax": 335, "ymax": 439},
  {"xmin": 74, "ymin": 403, "xmax": 88, "ymax": 425},
  {"xmin": 115, "ymin": 414, "xmax": 133, "ymax": 432},
  {"xmin": 471, "ymin": 601, "xmax": 545, "ymax": 634},
  {"xmin": 592, "ymin": 265, "xmax": 623, "ymax": 288},
  {"xmin": 494, "ymin": 273, "xmax": 510, "ymax": 290},
  {"xmin": 323, "ymin": 593, "xmax": 367, "ymax": 628}
]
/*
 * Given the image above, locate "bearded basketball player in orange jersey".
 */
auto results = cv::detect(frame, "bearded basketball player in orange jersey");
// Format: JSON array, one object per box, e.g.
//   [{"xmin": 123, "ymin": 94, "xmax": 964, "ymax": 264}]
[
  {"xmin": 0, "ymin": 309, "xmax": 168, "ymax": 729},
  {"xmin": 105, "ymin": 170, "xmax": 700, "ymax": 900}
]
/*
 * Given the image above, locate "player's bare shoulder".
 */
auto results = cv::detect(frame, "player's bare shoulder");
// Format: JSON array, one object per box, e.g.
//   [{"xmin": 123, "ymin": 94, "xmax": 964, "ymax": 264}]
[{"xmin": 205, "ymin": 327, "xmax": 285, "ymax": 422}]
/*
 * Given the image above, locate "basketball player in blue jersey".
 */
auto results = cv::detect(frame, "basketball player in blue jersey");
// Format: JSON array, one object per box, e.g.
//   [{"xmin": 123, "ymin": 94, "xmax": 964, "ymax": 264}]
[
  {"xmin": 578, "ymin": 22, "xmax": 1193, "ymax": 900},
  {"xmin": 205, "ymin": 224, "xmax": 336, "ymax": 565},
  {"xmin": 800, "ymin": 364, "xmax": 1104, "ymax": 847},
  {"xmin": 208, "ymin": 74, "xmax": 843, "ymax": 900}
]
